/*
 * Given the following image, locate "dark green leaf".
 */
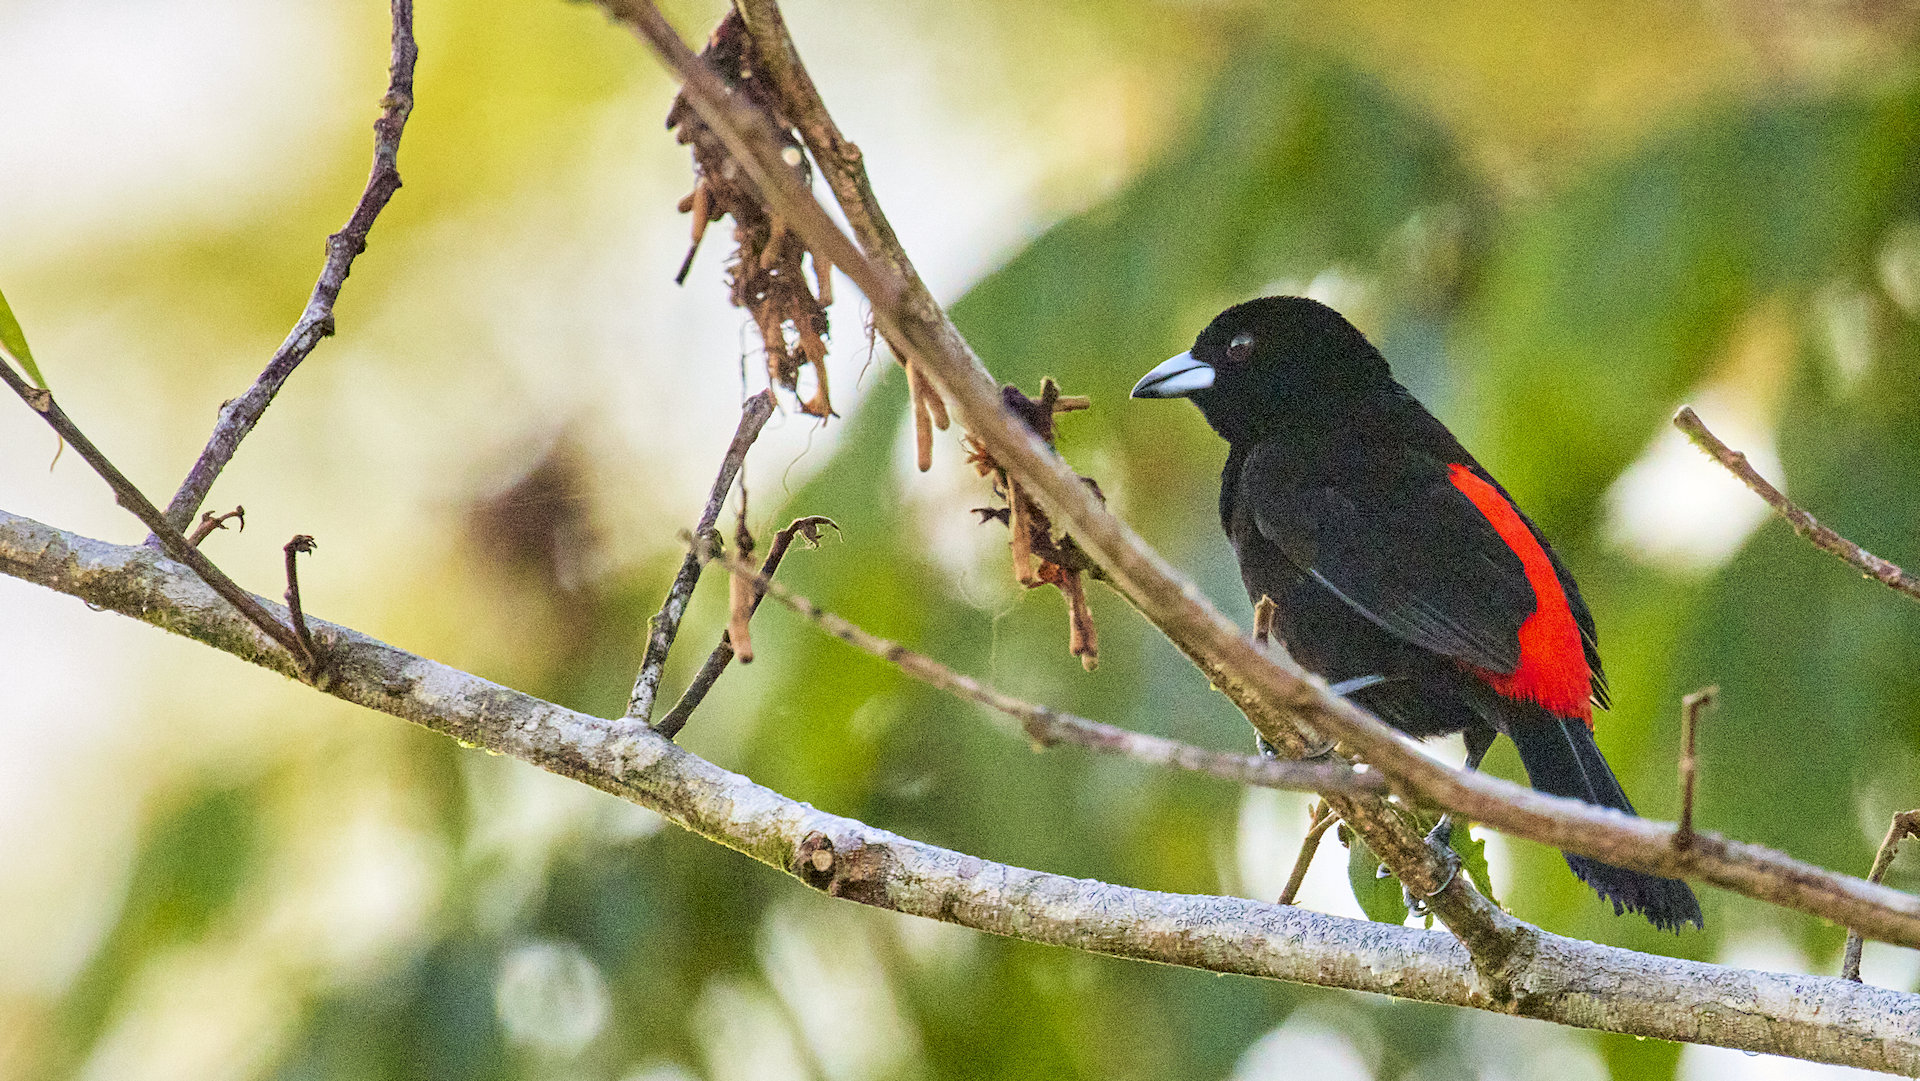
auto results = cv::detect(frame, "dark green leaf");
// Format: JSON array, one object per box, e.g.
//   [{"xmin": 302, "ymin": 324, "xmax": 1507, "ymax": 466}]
[
  {"xmin": 1449, "ymin": 823, "xmax": 1499, "ymax": 908},
  {"xmin": 1345, "ymin": 828, "xmax": 1410, "ymax": 925}
]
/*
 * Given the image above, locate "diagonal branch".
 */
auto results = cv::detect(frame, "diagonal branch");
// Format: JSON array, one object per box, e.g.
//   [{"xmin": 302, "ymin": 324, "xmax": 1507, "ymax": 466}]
[
  {"xmin": 594, "ymin": 0, "xmax": 1920, "ymax": 954},
  {"xmin": 596, "ymin": 0, "xmax": 1535, "ymax": 975},
  {"xmin": 1674, "ymin": 406, "xmax": 1920, "ymax": 604},
  {"xmin": 0, "ymin": 364, "xmax": 313, "ymax": 669},
  {"xmin": 716, "ymin": 551, "xmax": 1388, "ymax": 797},
  {"xmin": 160, "ymin": 0, "xmax": 419, "ymax": 533},
  {"xmin": 626, "ymin": 389, "xmax": 777, "ymax": 722},
  {"xmin": 3, "ymin": 506, "xmax": 1918, "ymax": 1073}
]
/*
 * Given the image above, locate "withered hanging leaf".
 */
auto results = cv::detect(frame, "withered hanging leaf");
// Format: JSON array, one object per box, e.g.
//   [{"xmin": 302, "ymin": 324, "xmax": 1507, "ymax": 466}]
[
  {"xmin": 968, "ymin": 378, "xmax": 1104, "ymax": 669},
  {"xmin": 728, "ymin": 508, "xmax": 758, "ymax": 663},
  {"xmin": 668, "ymin": 10, "xmax": 837, "ymax": 418}
]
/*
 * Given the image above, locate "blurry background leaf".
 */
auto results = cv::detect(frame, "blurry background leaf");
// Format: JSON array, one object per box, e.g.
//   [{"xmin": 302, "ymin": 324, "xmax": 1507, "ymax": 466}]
[
  {"xmin": 0, "ymin": 283, "xmax": 46, "ymax": 387},
  {"xmin": 1344, "ymin": 828, "xmax": 1410, "ymax": 926}
]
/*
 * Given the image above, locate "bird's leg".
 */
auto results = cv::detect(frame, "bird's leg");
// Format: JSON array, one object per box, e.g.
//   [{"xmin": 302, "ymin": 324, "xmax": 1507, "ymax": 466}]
[
  {"xmin": 1400, "ymin": 728, "xmax": 1496, "ymax": 914},
  {"xmin": 1291, "ymin": 675, "xmax": 1387, "ymax": 758},
  {"xmin": 1427, "ymin": 726, "xmax": 1496, "ymax": 851}
]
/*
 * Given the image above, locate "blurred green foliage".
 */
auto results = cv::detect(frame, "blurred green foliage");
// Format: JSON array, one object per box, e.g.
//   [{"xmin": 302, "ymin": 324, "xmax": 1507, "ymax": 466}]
[
  {"xmin": 8, "ymin": 2, "xmax": 1920, "ymax": 1080},
  {"xmin": 0, "ymin": 284, "xmax": 46, "ymax": 387}
]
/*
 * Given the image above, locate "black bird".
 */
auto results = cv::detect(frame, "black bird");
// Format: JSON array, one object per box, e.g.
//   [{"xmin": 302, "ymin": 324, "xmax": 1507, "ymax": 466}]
[{"xmin": 1132, "ymin": 296, "xmax": 1701, "ymax": 931}]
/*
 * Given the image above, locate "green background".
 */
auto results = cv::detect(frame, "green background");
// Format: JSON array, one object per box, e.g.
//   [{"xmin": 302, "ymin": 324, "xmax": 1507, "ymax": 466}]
[{"xmin": 1, "ymin": 1, "xmax": 1917, "ymax": 1078}]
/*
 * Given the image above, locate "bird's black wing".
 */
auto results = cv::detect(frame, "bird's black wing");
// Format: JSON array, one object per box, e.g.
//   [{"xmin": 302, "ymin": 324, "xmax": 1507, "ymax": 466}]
[{"xmin": 1240, "ymin": 442, "xmax": 1535, "ymax": 675}]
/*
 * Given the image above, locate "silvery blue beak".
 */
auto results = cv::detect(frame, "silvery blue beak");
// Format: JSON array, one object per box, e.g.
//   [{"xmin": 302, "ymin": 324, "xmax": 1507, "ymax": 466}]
[{"xmin": 1130, "ymin": 351, "xmax": 1215, "ymax": 399}]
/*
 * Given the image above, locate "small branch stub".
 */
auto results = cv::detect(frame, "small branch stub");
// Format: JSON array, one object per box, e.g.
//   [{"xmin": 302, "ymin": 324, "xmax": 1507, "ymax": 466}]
[
  {"xmin": 1842, "ymin": 810, "xmax": 1920, "ymax": 983},
  {"xmin": 1675, "ymin": 686, "xmax": 1716, "ymax": 850},
  {"xmin": 1280, "ymin": 800, "xmax": 1337, "ymax": 905},
  {"xmin": 283, "ymin": 534, "xmax": 322, "ymax": 678},
  {"xmin": 189, "ymin": 506, "xmax": 246, "ymax": 547}
]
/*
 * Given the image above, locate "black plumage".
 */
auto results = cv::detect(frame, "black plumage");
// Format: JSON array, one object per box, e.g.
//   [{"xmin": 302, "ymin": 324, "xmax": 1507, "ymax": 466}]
[{"xmin": 1134, "ymin": 296, "xmax": 1700, "ymax": 931}]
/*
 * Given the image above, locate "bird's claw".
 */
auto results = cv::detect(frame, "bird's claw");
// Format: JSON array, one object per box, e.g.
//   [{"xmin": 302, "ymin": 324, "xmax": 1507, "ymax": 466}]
[{"xmin": 1256, "ymin": 734, "xmax": 1338, "ymax": 760}]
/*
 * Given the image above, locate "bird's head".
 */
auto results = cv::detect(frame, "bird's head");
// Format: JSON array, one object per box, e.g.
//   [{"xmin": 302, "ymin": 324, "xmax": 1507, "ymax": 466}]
[{"xmin": 1130, "ymin": 296, "xmax": 1390, "ymax": 445}]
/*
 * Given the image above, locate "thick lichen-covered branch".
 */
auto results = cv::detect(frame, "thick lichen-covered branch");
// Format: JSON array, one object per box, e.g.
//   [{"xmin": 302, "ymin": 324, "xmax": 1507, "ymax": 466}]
[{"xmin": 3, "ymin": 506, "xmax": 1918, "ymax": 1072}]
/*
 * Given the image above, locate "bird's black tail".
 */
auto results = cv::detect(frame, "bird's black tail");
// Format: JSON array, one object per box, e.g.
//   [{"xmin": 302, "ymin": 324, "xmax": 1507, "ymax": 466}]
[{"xmin": 1507, "ymin": 718, "xmax": 1703, "ymax": 931}]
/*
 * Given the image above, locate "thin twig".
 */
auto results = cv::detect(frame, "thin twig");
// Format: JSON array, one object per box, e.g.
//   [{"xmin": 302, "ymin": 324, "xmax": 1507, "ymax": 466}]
[
  {"xmin": 1279, "ymin": 801, "xmax": 1337, "ymax": 905},
  {"xmin": 282, "ymin": 535, "xmax": 321, "ymax": 675},
  {"xmin": 716, "ymin": 552, "xmax": 1386, "ymax": 797},
  {"xmin": 1675, "ymin": 686, "xmax": 1716, "ymax": 850},
  {"xmin": 655, "ymin": 514, "xmax": 838, "ymax": 739},
  {"xmin": 1674, "ymin": 406, "xmax": 1920, "ymax": 603},
  {"xmin": 625, "ymin": 390, "xmax": 778, "ymax": 721},
  {"xmin": 187, "ymin": 506, "xmax": 246, "ymax": 547},
  {"xmin": 0, "ymin": 362, "xmax": 312, "ymax": 666},
  {"xmin": 159, "ymin": 0, "xmax": 418, "ymax": 533},
  {"xmin": 1843, "ymin": 811, "xmax": 1920, "ymax": 982}
]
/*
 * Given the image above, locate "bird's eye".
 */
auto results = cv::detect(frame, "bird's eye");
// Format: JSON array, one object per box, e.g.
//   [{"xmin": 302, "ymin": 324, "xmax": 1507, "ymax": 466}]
[{"xmin": 1225, "ymin": 332, "xmax": 1255, "ymax": 365}]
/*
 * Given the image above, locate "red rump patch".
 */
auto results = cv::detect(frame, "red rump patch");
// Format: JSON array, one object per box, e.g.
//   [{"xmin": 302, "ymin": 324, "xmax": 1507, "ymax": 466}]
[{"xmin": 1446, "ymin": 463, "xmax": 1593, "ymax": 723}]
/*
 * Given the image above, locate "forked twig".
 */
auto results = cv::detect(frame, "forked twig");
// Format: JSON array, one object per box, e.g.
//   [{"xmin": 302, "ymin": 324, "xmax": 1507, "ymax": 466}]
[
  {"xmin": 625, "ymin": 390, "xmax": 778, "ymax": 721},
  {"xmin": 655, "ymin": 514, "xmax": 838, "ymax": 739},
  {"xmin": 0, "ymin": 361, "xmax": 314, "ymax": 670}
]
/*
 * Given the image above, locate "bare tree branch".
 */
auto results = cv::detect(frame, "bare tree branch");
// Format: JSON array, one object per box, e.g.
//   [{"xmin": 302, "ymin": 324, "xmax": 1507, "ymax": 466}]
[
  {"xmin": 4, "ymin": 507, "xmax": 1918, "ymax": 1072},
  {"xmin": 595, "ymin": 0, "xmax": 1920, "ymax": 954},
  {"xmin": 1675, "ymin": 406, "xmax": 1920, "ymax": 603},
  {"xmin": 626, "ymin": 389, "xmax": 777, "ymax": 722},
  {"xmin": 159, "ymin": 0, "xmax": 419, "ymax": 533},
  {"xmin": 718, "ymin": 552, "xmax": 1388, "ymax": 797}
]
